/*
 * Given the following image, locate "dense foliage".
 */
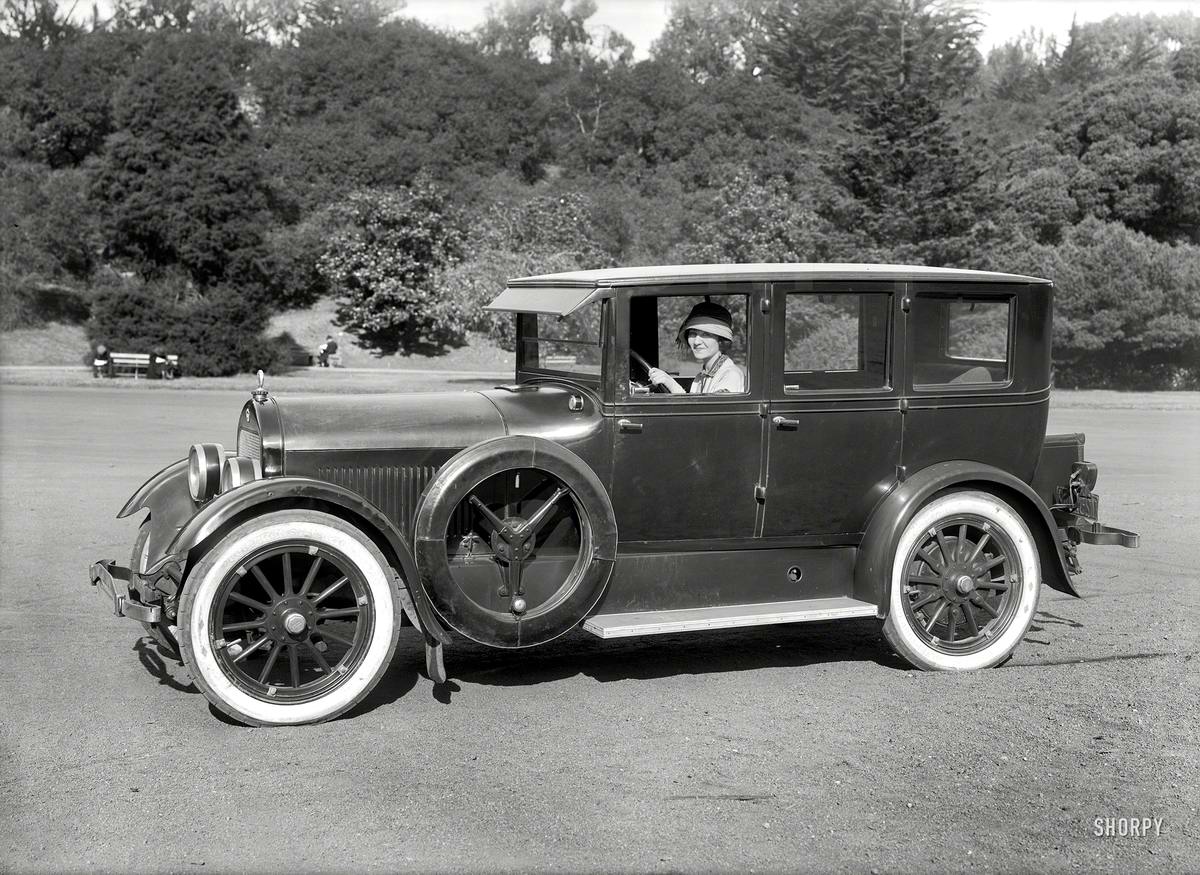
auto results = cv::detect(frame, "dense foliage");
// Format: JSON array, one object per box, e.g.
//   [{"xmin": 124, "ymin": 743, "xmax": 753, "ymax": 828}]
[{"xmin": 1, "ymin": 0, "xmax": 1197, "ymax": 385}]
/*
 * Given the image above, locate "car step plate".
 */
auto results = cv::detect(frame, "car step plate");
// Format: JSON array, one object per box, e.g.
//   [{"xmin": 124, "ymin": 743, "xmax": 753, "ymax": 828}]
[{"xmin": 583, "ymin": 597, "xmax": 878, "ymax": 639}]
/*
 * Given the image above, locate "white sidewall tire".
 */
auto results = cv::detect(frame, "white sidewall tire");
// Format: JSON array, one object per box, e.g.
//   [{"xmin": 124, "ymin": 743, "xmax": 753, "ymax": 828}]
[
  {"xmin": 179, "ymin": 511, "xmax": 399, "ymax": 726},
  {"xmin": 883, "ymin": 490, "xmax": 1040, "ymax": 671}
]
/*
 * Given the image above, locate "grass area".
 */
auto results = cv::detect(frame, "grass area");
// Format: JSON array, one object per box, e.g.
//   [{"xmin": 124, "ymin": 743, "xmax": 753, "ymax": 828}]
[{"xmin": 0, "ymin": 322, "xmax": 90, "ymax": 366}]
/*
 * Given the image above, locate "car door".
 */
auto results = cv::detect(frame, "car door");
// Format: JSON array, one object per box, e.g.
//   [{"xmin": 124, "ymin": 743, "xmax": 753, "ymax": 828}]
[
  {"xmin": 608, "ymin": 284, "xmax": 769, "ymax": 544},
  {"xmin": 762, "ymin": 280, "xmax": 904, "ymax": 537}
]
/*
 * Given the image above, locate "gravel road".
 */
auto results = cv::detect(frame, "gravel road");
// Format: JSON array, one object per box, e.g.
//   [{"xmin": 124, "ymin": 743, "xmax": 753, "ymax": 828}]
[{"xmin": 0, "ymin": 385, "xmax": 1195, "ymax": 873}]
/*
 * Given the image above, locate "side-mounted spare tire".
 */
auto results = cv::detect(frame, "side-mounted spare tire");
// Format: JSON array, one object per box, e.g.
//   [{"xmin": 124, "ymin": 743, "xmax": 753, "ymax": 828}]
[{"xmin": 413, "ymin": 436, "xmax": 618, "ymax": 648}]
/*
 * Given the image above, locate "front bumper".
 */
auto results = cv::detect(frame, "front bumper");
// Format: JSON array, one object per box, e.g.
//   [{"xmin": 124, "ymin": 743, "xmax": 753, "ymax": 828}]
[{"xmin": 89, "ymin": 560, "xmax": 162, "ymax": 624}]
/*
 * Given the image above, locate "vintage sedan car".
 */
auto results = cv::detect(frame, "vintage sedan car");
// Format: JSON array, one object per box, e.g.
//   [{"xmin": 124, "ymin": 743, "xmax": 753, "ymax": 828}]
[{"xmin": 90, "ymin": 264, "xmax": 1138, "ymax": 725}]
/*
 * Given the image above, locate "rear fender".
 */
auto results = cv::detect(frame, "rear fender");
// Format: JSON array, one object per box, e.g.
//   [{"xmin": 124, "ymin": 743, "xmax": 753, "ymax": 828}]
[
  {"xmin": 854, "ymin": 461, "xmax": 1078, "ymax": 618},
  {"xmin": 165, "ymin": 476, "xmax": 450, "ymax": 645}
]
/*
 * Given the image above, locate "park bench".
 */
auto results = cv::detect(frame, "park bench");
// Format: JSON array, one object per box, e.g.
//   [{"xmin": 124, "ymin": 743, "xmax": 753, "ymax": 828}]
[
  {"xmin": 305, "ymin": 352, "xmax": 343, "ymax": 367},
  {"xmin": 107, "ymin": 352, "xmax": 180, "ymax": 378}
]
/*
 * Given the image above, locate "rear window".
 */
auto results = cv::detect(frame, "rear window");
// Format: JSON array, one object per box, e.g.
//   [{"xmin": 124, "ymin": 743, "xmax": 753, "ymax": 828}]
[
  {"xmin": 912, "ymin": 296, "xmax": 1011, "ymax": 387},
  {"xmin": 782, "ymin": 292, "xmax": 891, "ymax": 392}
]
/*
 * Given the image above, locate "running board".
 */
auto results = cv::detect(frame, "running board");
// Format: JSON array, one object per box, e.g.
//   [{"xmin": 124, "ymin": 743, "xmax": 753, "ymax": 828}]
[{"xmin": 583, "ymin": 597, "xmax": 878, "ymax": 639}]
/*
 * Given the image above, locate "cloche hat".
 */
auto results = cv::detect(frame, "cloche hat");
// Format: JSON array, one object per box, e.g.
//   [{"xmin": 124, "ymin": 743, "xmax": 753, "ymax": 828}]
[{"xmin": 677, "ymin": 300, "xmax": 734, "ymax": 342}]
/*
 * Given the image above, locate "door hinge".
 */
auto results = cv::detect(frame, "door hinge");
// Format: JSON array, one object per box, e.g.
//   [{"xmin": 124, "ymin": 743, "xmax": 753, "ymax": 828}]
[
  {"xmin": 902, "ymin": 296, "xmax": 912, "ymax": 313},
  {"xmin": 754, "ymin": 484, "xmax": 767, "ymax": 502},
  {"xmin": 896, "ymin": 464, "xmax": 907, "ymax": 482},
  {"xmin": 760, "ymin": 297, "xmax": 771, "ymax": 314},
  {"xmin": 900, "ymin": 398, "xmax": 909, "ymax": 414}
]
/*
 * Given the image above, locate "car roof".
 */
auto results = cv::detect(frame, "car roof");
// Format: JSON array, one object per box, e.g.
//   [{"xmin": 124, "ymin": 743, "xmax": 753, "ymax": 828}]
[{"xmin": 506, "ymin": 262, "xmax": 1052, "ymax": 288}]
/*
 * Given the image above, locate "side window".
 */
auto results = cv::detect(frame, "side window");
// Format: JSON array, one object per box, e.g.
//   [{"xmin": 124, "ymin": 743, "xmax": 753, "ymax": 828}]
[
  {"xmin": 520, "ymin": 304, "xmax": 604, "ymax": 377},
  {"xmin": 912, "ymin": 296, "xmax": 1011, "ymax": 387},
  {"xmin": 628, "ymin": 292, "xmax": 750, "ymax": 396},
  {"xmin": 783, "ymin": 292, "xmax": 890, "ymax": 392}
]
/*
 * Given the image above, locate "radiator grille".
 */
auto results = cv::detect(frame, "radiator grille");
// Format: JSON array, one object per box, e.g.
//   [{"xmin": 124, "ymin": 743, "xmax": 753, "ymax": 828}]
[
  {"xmin": 316, "ymin": 465, "xmax": 438, "ymax": 533},
  {"xmin": 237, "ymin": 428, "xmax": 261, "ymax": 461}
]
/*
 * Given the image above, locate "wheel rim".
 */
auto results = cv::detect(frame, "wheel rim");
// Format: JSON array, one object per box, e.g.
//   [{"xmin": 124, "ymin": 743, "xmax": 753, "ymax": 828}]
[
  {"xmin": 208, "ymin": 542, "xmax": 376, "ymax": 703},
  {"xmin": 900, "ymin": 513, "xmax": 1022, "ymax": 655},
  {"xmin": 445, "ymin": 467, "xmax": 592, "ymax": 620}
]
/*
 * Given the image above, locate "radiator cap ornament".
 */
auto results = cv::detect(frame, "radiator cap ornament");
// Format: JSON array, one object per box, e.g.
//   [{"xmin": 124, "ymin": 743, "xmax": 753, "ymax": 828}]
[{"xmin": 251, "ymin": 369, "xmax": 269, "ymax": 402}]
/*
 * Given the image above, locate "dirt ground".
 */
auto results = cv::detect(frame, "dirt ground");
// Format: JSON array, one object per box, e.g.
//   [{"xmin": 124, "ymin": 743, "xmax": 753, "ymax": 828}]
[{"xmin": 0, "ymin": 385, "xmax": 1196, "ymax": 873}]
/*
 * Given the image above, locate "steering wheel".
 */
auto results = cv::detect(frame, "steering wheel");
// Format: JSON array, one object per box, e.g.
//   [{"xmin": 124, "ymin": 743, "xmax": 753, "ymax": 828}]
[{"xmin": 629, "ymin": 350, "xmax": 670, "ymax": 393}]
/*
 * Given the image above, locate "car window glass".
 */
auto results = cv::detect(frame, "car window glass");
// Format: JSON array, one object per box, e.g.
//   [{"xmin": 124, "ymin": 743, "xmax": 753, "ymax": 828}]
[
  {"xmin": 912, "ymin": 296, "xmax": 1011, "ymax": 387},
  {"xmin": 629, "ymin": 293, "xmax": 750, "ymax": 396},
  {"xmin": 783, "ymin": 292, "xmax": 890, "ymax": 392},
  {"xmin": 521, "ymin": 304, "xmax": 603, "ymax": 377}
]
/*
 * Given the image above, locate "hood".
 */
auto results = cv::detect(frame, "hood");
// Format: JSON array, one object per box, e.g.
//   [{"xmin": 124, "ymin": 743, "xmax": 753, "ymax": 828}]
[{"xmin": 276, "ymin": 392, "xmax": 506, "ymax": 452}]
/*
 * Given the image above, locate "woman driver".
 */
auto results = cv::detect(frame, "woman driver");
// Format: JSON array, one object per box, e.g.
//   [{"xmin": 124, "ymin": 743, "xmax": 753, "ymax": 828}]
[{"xmin": 647, "ymin": 301, "xmax": 746, "ymax": 394}]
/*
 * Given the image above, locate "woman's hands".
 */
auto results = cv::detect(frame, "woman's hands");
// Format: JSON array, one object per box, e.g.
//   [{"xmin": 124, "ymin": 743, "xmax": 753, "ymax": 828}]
[{"xmin": 647, "ymin": 368, "xmax": 684, "ymax": 394}]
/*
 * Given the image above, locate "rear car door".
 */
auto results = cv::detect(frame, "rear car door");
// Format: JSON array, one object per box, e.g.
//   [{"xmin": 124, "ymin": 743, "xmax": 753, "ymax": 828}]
[{"xmin": 762, "ymin": 280, "xmax": 903, "ymax": 537}]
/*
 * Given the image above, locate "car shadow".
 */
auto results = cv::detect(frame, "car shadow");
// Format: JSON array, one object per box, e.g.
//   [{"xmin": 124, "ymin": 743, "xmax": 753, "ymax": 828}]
[
  {"xmin": 429, "ymin": 619, "xmax": 904, "ymax": 698},
  {"xmin": 133, "ymin": 635, "xmax": 198, "ymax": 694}
]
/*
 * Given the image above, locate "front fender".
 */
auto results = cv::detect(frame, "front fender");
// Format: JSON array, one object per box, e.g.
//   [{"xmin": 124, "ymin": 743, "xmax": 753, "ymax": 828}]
[
  {"xmin": 854, "ymin": 461, "xmax": 1078, "ymax": 617},
  {"xmin": 165, "ymin": 477, "xmax": 450, "ymax": 645}
]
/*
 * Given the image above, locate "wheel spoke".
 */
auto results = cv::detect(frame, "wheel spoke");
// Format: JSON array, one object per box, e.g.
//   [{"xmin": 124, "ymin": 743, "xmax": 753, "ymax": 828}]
[
  {"xmin": 933, "ymin": 528, "xmax": 952, "ymax": 568},
  {"xmin": 923, "ymin": 601, "xmax": 948, "ymax": 632},
  {"xmin": 229, "ymin": 592, "xmax": 269, "ymax": 612},
  {"xmin": 231, "ymin": 634, "xmax": 271, "ymax": 663},
  {"xmin": 946, "ymin": 605, "xmax": 959, "ymax": 642},
  {"xmin": 963, "ymin": 602, "xmax": 981, "ymax": 636},
  {"xmin": 521, "ymin": 486, "xmax": 569, "ymax": 537},
  {"xmin": 282, "ymin": 553, "xmax": 294, "ymax": 596},
  {"xmin": 250, "ymin": 565, "xmax": 280, "ymax": 602},
  {"xmin": 317, "ymin": 626, "xmax": 356, "ymax": 648},
  {"xmin": 312, "ymin": 575, "xmax": 349, "ymax": 605},
  {"xmin": 979, "ymin": 554, "xmax": 1005, "ymax": 573},
  {"xmin": 967, "ymin": 532, "xmax": 991, "ymax": 564},
  {"xmin": 974, "ymin": 579, "xmax": 1010, "ymax": 592},
  {"xmin": 469, "ymin": 495, "xmax": 508, "ymax": 537},
  {"xmin": 957, "ymin": 525, "xmax": 967, "ymax": 561},
  {"xmin": 907, "ymin": 573, "xmax": 942, "ymax": 586},
  {"xmin": 257, "ymin": 642, "xmax": 282, "ymax": 683},
  {"xmin": 305, "ymin": 641, "xmax": 332, "ymax": 673},
  {"xmin": 911, "ymin": 591, "xmax": 942, "ymax": 611},
  {"xmin": 222, "ymin": 619, "xmax": 266, "ymax": 633},
  {"xmin": 318, "ymin": 606, "xmax": 360, "ymax": 620},
  {"xmin": 288, "ymin": 643, "xmax": 300, "ymax": 687},
  {"xmin": 971, "ymin": 594, "xmax": 1001, "ymax": 618},
  {"xmin": 916, "ymin": 547, "xmax": 944, "ymax": 573},
  {"xmin": 298, "ymin": 555, "xmax": 323, "ymax": 596}
]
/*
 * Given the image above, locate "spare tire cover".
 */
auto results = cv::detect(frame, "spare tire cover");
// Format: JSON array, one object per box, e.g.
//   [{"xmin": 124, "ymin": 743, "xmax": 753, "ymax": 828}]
[{"xmin": 413, "ymin": 435, "xmax": 617, "ymax": 648}]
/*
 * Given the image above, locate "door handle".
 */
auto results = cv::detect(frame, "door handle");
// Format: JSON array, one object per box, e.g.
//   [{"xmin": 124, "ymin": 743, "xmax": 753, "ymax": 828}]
[
  {"xmin": 618, "ymin": 419, "xmax": 643, "ymax": 434},
  {"xmin": 772, "ymin": 416, "xmax": 800, "ymax": 430}
]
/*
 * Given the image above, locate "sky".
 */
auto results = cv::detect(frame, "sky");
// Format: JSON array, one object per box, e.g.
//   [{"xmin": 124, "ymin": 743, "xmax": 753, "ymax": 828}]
[{"xmin": 401, "ymin": 0, "xmax": 1200, "ymax": 56}]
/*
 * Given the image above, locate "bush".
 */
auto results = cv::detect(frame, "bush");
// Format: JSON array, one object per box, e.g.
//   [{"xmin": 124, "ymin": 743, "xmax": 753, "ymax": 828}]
[
  {"xmin": 0, "ymin": 268, "xmax": 91, "ymax": 331},
  {"xmin": 88, "ymin": 279, "xmax": 291, "ymax": 377}
]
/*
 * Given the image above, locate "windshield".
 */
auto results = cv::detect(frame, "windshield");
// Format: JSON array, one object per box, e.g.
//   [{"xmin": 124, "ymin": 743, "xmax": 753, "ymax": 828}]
[{"xmin": 518, "ymin": 303, "xmax": 604, "ymax": 378}]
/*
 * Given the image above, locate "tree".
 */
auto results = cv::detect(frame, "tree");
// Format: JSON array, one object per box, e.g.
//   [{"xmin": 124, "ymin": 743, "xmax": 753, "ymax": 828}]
[
  {"xmin": 475, "ymin": 0, "xmax": 598, "ymax": 62},
  {"xmin": 757, "ymin": 0, "xmax": 982, "ymax": 117},
  {"xmin": 983, "ymin": 28, "xmax": 1057, "ymax": 101},
  {"xmin": 1009, "ymin": 218, "xmax": 1200, "ymax": 388},
  {"xmin": 651, "ymin": 0, "xmax": 768, "ymax": 82},
  {"xmin": 1046, "ymin": 71, "xmax": 1200, "ymax": 244},
  {"xmin": 317, "ymin": 181, "xmax": 467, "ymax": 355},
  {"xmin": 92, "ymin": 32, "xmax": 272, "ymax": 287},
  {"xmin": 0, "ymin": 0, "xmax": 80, "ymax": 46}
]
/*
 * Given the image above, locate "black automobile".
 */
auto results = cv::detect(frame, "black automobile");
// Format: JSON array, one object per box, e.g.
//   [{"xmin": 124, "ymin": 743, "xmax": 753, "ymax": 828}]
[{"xmin": 90, "ymin": 264, "xmax": 1138, "ymax": 726}]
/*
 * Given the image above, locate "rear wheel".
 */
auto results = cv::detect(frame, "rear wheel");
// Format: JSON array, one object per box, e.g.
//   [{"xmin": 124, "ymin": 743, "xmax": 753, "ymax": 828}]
[
  {"xmin": 178, "ymin": 510, "xmax": 400, "ymax": 726},
  {"xmin": 882, "ymin": 490, "xmax": 1040, "ymax": 671}
]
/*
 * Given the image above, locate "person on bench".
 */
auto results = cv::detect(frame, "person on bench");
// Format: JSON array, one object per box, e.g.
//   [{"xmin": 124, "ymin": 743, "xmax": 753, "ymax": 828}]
[
  {"xmin": 317, "ymin": 334, "xmax": 339, "ymax": 367},
  {"xmin": 147, "ymin": 348, "xmax": 175, "ymax": 380},
  {"xmin": 92, "ymin": 343, "xmax": 112, "ymax": 378}
]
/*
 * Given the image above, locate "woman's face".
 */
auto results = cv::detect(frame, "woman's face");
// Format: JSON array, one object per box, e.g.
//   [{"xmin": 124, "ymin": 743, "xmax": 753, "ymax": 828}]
[{"xmin": 686, "ymin": 329, "xmax": 722, "ymax": 362}]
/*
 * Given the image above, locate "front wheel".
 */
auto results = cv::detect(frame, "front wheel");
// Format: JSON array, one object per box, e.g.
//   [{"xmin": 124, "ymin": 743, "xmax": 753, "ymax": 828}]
[
  {"xmin": 882, "ymin": 490, "xmax": 1040, "ymax": 671},
  {"xmin": 178, "ymin": 510, "xmax": 400, "ymax": 726}
]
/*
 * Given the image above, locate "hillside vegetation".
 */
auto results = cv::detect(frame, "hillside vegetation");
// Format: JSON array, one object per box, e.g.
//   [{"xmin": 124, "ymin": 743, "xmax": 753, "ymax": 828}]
[{"xmin": 2, "ymin": 0, "xmax": 1198, "ymax": 386}]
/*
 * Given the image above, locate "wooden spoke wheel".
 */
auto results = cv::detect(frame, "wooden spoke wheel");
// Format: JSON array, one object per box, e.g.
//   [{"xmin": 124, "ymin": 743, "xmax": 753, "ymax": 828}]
[{"xmin": 883, "ymin": 491, "xmax": 1041, "ymax": 671}]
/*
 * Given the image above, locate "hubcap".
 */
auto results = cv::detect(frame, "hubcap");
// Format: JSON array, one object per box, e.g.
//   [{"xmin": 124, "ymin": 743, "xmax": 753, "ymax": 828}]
[
  {"xmin": 955, "ymin": 574, "xmax": 974, "ymax": 595},
  {"xmin": 283, "ymin": 611, "xmax": 307, "ymax": 635}
]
